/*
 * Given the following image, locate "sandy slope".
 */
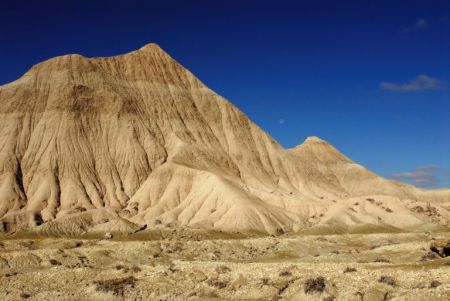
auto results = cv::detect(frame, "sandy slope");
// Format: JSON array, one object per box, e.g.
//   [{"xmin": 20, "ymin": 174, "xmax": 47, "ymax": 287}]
[{"xmin": 0, "ymin": 43, "xmax": 448, "ymax": 234}]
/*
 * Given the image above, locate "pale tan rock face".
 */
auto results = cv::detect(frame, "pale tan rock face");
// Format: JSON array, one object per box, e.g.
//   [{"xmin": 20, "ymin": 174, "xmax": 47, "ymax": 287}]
[{"xmin": 0, "ymin": 44, "xmax": 448, "ymax": 234}]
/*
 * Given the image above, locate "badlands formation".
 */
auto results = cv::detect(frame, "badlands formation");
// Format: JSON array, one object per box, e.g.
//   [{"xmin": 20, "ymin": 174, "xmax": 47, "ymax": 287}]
[
  {"xmin": 0, "ymin": 44, "xmax": 449, "ymax": 301},
  {"xmin": 0, "ymin": 43, "xmax": 448, "ymax": 236}
]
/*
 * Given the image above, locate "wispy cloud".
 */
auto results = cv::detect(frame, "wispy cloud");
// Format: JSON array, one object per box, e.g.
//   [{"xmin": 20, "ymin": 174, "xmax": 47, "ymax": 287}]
[
  {"xmin": 390, "ymin": 164, "xmax": 439, "ymax": 187},
  {"xmin": 399, "ymin": 18, "xmax": 428, "ymax": 34},
  {"xmin": 279, "ymin": 119, "xmax": 285, "ymax": 124},
  {"xmin": 380, "ymin": 74, "xmax": 442, "ymax": 92},
  {"xmin": 414, "ymin": 164, "xmax": 439, "ymax": 171}
]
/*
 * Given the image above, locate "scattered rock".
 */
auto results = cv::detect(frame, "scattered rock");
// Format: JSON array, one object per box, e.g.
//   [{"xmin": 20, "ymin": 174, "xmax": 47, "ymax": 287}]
[{"xmin": 20, "ymin": 292, "xmax": 31, "ymax": 299}]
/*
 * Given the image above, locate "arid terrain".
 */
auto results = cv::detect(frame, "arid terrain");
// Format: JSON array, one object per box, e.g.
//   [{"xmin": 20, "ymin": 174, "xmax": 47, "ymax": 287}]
[{"xmin": 1, "ymin": 228, "xmax": 449, "ymax": 300}]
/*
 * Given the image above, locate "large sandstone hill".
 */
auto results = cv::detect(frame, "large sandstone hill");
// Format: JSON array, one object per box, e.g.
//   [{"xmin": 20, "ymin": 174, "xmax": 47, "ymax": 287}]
[{"xmin": 0, "ymin": 43, "xmax": 449, "ymax": 235}]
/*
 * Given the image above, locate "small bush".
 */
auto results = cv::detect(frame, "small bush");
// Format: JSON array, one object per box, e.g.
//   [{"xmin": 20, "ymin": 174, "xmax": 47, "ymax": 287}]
[
  {"xmin": 215, "ymin": 265, "xmax": 231, "ymax": 274},
  {"xmin": 94, "ymin": 276, "xmax": 136, "ymax": 296},
  {"xmin": 206, "ymin": 277, "xmax": 228, "ymax": 289},
  {"xmin": 49, "ymin": 259, "xmax": 61, "ymax": 266},
  {"xmin": 385, "ymin": 207, "xmax": 393, "ymax": 213},
  {"xmin": 382, "ymin": 292, "xmax": 392, "ymax": 301},
  {"xmin": 131, "ymin": 265, "xmax": 141, "ymax": 273},
  {"xmin": 323, "ymin": 296, "xmax": 335, "ymax": 301},
  {"xmin": 378, "ymin": 275, "xmax": 395, "ymax": 286},
  {"xmin": 343, "ymin": 267, "xmax": 356, "ymax": 273},
  {"xmin": 304, "ymin": 276, "xmax": 326, "ymax": 294},
  {"xmin": 20, "ymin": 292, "xmax": 31, "ymax": 299},
  {"xmin": 421, "ymin": 251, "xmax": 441, "ymax": 261},
  {"xmin": 279, "ymin": 270, "xmax": 292, "ymax": 277},
  {"xmin": 373, "ymin": 257, "xmax": 391, "ymax": 263}
]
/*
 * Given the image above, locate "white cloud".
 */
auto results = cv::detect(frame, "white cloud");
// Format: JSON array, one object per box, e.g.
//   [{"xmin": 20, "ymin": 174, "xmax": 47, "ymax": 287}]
[
  {"xmin": 390, "ymin": 164, "xmax": 439, "ymax": 187},
  {"xmin": 399, "ymin": 18, "xmax": 428, "ymax": 33},
  {"xmin": 279, "ymin": 119, "xmax": 285, "ymax": 124},
  {"xmin": 380, "ymin": 74, "xmax": 442, "ymax": 92},
  {"xmin": 415, "ymin": 18, "xmax": 428, "ymax": 29}
]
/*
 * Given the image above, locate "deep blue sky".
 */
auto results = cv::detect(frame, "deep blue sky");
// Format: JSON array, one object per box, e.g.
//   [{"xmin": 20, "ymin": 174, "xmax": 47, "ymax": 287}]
[{"xmin": 1, "ymin": 0, "xmax": 449, "ymax": 188}]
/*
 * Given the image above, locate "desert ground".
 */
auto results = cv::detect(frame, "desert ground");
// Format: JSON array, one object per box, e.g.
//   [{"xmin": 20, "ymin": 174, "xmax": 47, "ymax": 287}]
[{"xmin": 1, "ymin": 227, "xmax": 449, "ymax": 301}]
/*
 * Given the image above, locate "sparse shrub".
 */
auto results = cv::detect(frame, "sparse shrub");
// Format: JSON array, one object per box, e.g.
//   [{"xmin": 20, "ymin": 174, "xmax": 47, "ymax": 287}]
[
  {"xmin": 373, "ymin": 257, "xmax": 391, "ymax": 263},
  {"xmin": 94, "ymin": 276, "xmax": 136, "ymax": 296},
  {"xmin": 20, "ymin": 292, "xmax": 31, "ymax": 299},
  {"xmin": 215, "ymin": 265, "xmax": 231, "ymax": 274},
  {"xmin": 206, "ymin": 277, "xmax": 228, "ymax": 289},
  {"xmin": 168, "ymin": 263, "xmax": 177, "ymax": 273},
  {"xmin": 378, "ymin": 275, "xmax": 395, "ymax": 286},
  {"xmin": 430, "ymin": 280, "xmax": 441, "ymax": 288},
  {"xmin": 131, "ymin": 265, "xmax": 141, "ymax": 273},
  {"xmin": 276, "ymin": 228, "xmax": 285, "ymax": 235},
  {"xmin": 412, "ymin": 206, "xmax": 424, "ymax": 213},
  {"xmin": 279, "ymin": 270, "xmax": 292, "ymax": 277},
  {"xmin": 5, "ymin": 271, "xmax": 18, "ymax": 277},
  {"xmin": 331, "ymin": 250, "xmax": 340, "ymax": 254},
  {"xmin": 261, "ymin": 277, "xmax": 270, "ymax": 286},
  {"xmin": 154, "ymin": 219, "xmax": 162, "ymax": 225},
  {"xmin": 382, "ymin": 292, "xmax": 392, "ymax": 301},
  {"xmin": 385, "ymin": 207, "xmax": 393, "ymax": 213},
  {"xmin": 323, "ymin": 296, "xmax": 335, "ymax": 301},
  {"xmin": 304, "ymin": 276, "xmax": 326, "ymax": 294},
  {"xmin": 355, "ymin": 291, "xmax": 364, "ymax": 300},
  {"xmin": 343, "ymin": 267, "xmax": 356, "ymax": 273},
  {"xmin": 354, "ymin": 202, "xmax": 359, "ymax": 206},
  {"xmin": 49, "ymin": 259, "xmax": 61, "ymax": 266},
  {"xmin": 366, "ymin": 198, "xmax": 375, "ymax": 203},
  {"xmin": 420, "ymin": 251, "xmax": 441, "ymax": 261}
]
